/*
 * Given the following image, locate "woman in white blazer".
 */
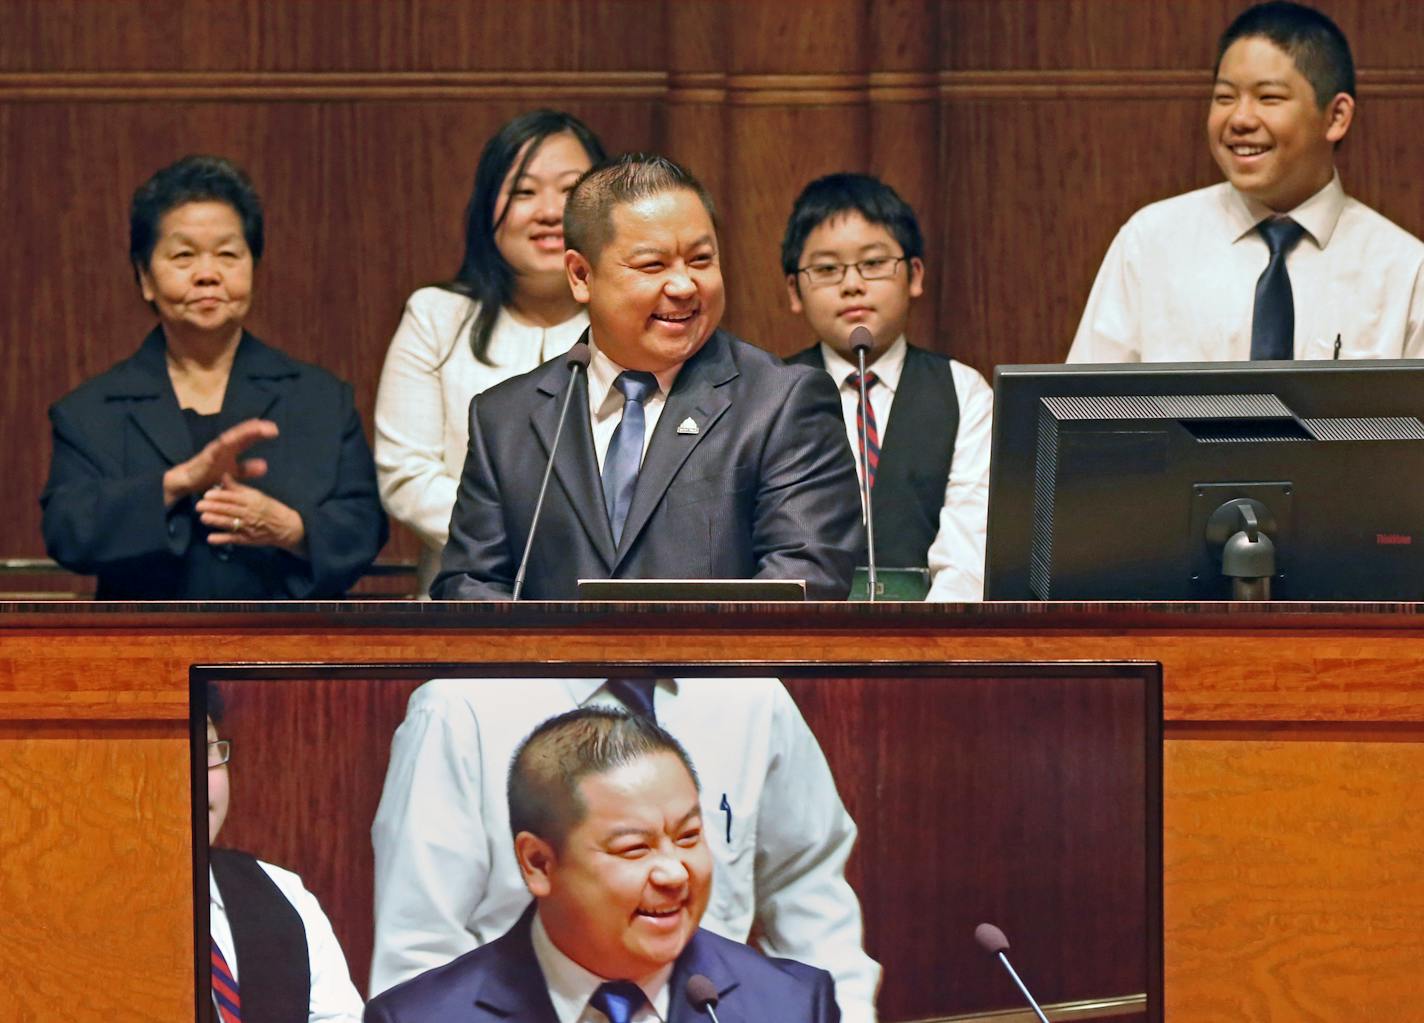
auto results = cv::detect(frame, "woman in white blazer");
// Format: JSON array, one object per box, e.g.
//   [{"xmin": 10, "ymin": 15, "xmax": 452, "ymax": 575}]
[{"xmin": 374, "ymin": 111, "xmax": 607, "ymax": 595}]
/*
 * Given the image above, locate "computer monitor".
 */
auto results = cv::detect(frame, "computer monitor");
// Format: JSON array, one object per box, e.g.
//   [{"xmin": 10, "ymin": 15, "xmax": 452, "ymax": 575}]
[{"xmin": 985, "ymin": 360, "xmax": 1424, "ymax": 601}]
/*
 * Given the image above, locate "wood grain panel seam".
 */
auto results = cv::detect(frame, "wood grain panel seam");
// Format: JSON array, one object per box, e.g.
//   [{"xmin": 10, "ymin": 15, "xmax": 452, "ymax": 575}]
[
  {"xmin": 938, "ymin": 68, "xmax": 1424, "ymax": 100},
  {"xmin": 0, "ymin": 70, "xmax": 668, "ymax": 101}
]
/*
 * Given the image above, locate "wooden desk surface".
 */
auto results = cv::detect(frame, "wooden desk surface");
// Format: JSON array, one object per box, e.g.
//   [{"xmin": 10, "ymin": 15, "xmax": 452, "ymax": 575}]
[{"xmin": 3, "ymin": 602, "xmax": 1422, "ymax": 1021}]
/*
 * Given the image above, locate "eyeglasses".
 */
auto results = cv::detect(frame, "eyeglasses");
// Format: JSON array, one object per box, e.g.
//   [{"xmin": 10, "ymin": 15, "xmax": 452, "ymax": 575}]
[
  {"xmin": 207, "ymin": 740, "xmax": 231, "ymax": 768},
  {"xmin": 797, "ymin": 256, "xmax": 906, "ymax": 288}
]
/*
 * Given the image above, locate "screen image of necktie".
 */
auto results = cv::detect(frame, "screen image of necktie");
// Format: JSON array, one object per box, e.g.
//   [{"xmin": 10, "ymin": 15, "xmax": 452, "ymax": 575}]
[
  {"xmin": 604, "ymin": 677, "xmax": 657, "ymax": 721},
  {"xmin": 847, "ymin": 370, "xmax": 881, "ymax": 489},
  {"xmin": 211, "ymin": 939, "xmax": 241, "ymax": 1022},
  {"xmin": 1251, "ymin": 217, "xmax": 1306, "ymax": 361},
  {"xmin": 589, "ymin": 979, "xmax": 648, "ymax": 1023},
  {"xmin": 602, "ymin": 371, "xmax": 659, "ymax": 544}
]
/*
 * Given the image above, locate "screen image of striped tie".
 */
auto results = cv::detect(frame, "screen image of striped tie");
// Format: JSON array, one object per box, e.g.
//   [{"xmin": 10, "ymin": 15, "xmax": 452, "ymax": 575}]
[{"xmin": 211, "ymin": 939, "xmax": 241, "ymax": 1022}]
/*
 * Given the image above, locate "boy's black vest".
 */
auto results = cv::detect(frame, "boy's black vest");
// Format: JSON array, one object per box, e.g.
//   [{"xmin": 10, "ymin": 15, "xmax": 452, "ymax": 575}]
[
  {"xmin": 210, "ymin": 847, "xmax": 311, "ymax": 1023},
  {"xmin": 786, "ymin": 343, "xmax": 961, "ymax": 570}
]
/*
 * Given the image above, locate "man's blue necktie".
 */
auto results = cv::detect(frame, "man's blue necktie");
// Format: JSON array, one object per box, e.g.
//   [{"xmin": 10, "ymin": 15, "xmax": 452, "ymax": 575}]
[
  {"xmin": 589, "ymin": 980, "xmax": 647, "ymax": 1023},
  {"xmin": 1250, "ymin": 217, "xmax": 1307, "ymax": 361},
  {"xmin": 602, "ymin": 371, "xmax": 659, "ymax": 544}
]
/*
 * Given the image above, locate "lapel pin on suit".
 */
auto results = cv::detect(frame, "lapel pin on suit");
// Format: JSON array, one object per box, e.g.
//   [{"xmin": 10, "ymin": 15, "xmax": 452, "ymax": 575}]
[{"xmin": 677, "ymin": 416, "xmax": 699, "ymax": 435}]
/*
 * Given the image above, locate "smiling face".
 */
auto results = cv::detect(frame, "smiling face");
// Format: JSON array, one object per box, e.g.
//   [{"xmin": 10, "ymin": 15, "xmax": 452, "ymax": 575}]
[
  {"xmin": 566, "ymin": 188, "xmax": 725, "ymax": 373},
  {"xmin": 494, "ymin": 132, "xmax": 594, "ymax": 287},
  {"xmin": 787, "ymin": 211, "xmax": 924, "ymax": 364},
  {"xmin": 517, "ymin": 751, "xmax": 711, "ymax": 982},
  {"xmin": 1209, "ymin": 35, "xmax": 1353, "ymax": 212},
  {"xmin": 139, "ymin": 201, "xmax": 253, "ymax": 343}
]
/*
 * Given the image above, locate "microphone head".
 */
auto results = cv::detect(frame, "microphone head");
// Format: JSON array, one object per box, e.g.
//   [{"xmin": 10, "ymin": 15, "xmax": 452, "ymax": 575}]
[
  {"xmin": 685, "ymin": 974, "xmax": 719, "ymax": 1010},
  {"xmin": 848, "ymin": 325, "xmax": 874, "ymax": 354},
  {"xmin": 974, "ymin": 922, "xmax": 1011, "ymax": 955},
  {"xmin": 566, "ymin": 341, "xmax": 592, "ymax": 370}
]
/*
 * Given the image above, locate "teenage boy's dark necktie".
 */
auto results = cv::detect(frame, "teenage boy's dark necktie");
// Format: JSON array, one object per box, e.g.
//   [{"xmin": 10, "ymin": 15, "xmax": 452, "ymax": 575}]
[{"xmin": 1250, "ymin": 217, "xmax": 1307, "ymax": 361}]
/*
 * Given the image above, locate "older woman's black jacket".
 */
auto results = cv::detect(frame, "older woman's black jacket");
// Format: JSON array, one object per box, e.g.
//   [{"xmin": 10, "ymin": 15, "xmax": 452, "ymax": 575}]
[{"xmin": 41, "ymin": 329, "xmax": 388, "ymax": 599}]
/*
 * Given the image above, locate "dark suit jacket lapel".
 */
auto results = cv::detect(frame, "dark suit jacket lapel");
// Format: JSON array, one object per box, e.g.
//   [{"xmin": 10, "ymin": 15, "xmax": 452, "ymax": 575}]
[
  {"xmin": 111, "ymin": 327, "xmax": 193, "ymax": 467},
  {"xmin": 471, "ymin": 906, "xmax": 562, "ymax": 1022},
  {"xmin": 613, "ymin": 331, "xmax": 735, "ymax": 568},
  {"xmin": 784, "ymin": 343, "xmax": 827, "ymax": 373},
  {"xmin": 668, "ymin": 931, "xmax": 743, "ymax": 1023},
  {"xmin": 220, "ymin": 332, "xmax": 294, "ymax": 427},
  {"xmin": 532, "ymin": 352, "xmax": 617, "ymax": 569}
]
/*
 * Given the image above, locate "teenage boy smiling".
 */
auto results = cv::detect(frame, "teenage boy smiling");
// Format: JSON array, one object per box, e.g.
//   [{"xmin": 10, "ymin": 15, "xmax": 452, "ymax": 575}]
[
  {"xmin": 782, "ymin": 173, "xmax": 993, "ymax": 602},
  {"xmin": 1069, "ymin": 1, "xmax": 1424, "ymax": 363}
]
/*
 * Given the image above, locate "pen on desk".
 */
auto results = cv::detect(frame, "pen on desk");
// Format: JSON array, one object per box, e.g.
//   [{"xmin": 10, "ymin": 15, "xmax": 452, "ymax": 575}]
[{"xmin": 1333, "ymin": 333, "xmax": 1342, "ymax": 359}]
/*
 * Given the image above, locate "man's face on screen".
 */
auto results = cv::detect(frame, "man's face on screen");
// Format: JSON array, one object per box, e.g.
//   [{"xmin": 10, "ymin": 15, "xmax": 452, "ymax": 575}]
[
  {"xmin": 566, "ymin": 188, "xmax": 725, "ymax": 373},
  {"xmin": 518, "ymin": 751, "xmax": 712, "ymax": 981}
]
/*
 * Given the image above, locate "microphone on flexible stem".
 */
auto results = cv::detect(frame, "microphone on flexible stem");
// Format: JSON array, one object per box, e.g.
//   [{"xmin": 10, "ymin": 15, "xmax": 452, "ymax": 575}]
[
  {"xmin": 512, "ymin": 341, "xmax": 591, "ymax": 601},
  {"xmin": 685, "ymin": 974, "xmax": 723, "ymax": 1023},
  {"xmin": 974, "ymin": 923, "xmax": 1050, "ymax": 1023},
  {"xmin": 848, "ymin": 324, "xmax": 878, "ymax": 602}
]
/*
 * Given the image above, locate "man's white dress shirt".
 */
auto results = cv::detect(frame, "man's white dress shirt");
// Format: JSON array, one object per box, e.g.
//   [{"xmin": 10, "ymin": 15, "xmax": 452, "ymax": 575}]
[
  {"xmin": 209, "ymin": 862, "xmax": 365, "ymax": 1023},
  {"xmin": 369, "ymin": 676, "xmax": 879, "ymax": 1022},
  {"xmin": 1068, "ymin": 174, "xmax": 1424, "ymax": 363},
  {"xmin": 374, "ymin": 287, "xmax": 589, "ymax": 594},
  {"xmin": 586, "ymin": 337, "xmax": 682, "ymax": 472},
  {"xmin": 530, "ymin": 912, "xmax": 671, "ymax": 1023},
  {"xmin": 819, "ymin": 337, "xmax": 993, "ymax": 601}
]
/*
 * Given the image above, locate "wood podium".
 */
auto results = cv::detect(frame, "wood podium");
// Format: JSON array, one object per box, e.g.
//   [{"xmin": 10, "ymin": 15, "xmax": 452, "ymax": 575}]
[{"xmin": 3, "ymin": 600, "xmax": 1422, "ymax": 1022}]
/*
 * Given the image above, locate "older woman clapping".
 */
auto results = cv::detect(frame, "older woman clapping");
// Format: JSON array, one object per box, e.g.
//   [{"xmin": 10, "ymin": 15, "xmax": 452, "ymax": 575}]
[{"xmin": 41, "ymin": 155, "xmax": 387, "ymax": 599}]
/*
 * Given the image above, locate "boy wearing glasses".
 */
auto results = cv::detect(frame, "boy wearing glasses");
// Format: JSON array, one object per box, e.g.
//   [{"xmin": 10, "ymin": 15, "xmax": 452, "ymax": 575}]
[
  {"xmin": 206, "ymin": 685, "xmax": 364, "ymax": 1022},
  {"xmin": 782, "ymin": 174, "xmax": 992, "ymax": 601}
]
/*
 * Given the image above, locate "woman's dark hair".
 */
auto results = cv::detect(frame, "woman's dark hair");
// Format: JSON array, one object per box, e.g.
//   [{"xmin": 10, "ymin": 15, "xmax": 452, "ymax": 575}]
[
  {"xmin": 129, "ymin": 155, "xmax": 264, "ymax": 278},
  {"xmin": 206, "ymin": 681, "xmax": 226, "ymax": 725},
  {"xmin": 441, "ymin": 110, "xmax": 607, "ymax": 365}
]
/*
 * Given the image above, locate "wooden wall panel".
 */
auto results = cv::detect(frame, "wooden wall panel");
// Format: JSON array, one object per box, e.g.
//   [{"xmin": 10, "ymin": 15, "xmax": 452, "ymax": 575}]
[
  {"xmin": 5, "ymin": 0, "xmax": 1424, "ymax": 580},
  {"xmin": 938, "ymin": 97, "xmax": 1220, "ymax": 372},
  {"xmin": 0, "ymin": 729, "xmax": 192, "ymax": 1022},
  {"xmin": 0, "ymin": 0, "xmax": 667, "ymax": 72},
  {"xmin": 1164, "ymin": 738, "xmax": 1424, "ymax": 1020}
]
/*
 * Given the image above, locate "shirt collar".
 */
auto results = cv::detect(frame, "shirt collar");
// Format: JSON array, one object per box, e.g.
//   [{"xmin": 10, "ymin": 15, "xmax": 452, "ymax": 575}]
[
  {"xmin": 1225, "ymin": 170, "xmax": 1345, "ymax": 248},
  {"xmin": 209, "ymin": 865, "xmax": 225, "ymax": 910},
  {"xmin": 530, "ymin": 911, "xmax": 671, "ymax": 1023},
  {"xmin": 819, "ymin": 334, "xmax": 908, "ymax": 394},
  {"xmin": 587, "ymin": 334, "xmax": 682, "ymax": 418}
]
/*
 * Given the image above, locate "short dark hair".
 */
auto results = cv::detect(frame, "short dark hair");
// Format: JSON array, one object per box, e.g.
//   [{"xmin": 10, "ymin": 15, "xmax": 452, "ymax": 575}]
[
  {"xmin": 508, "ymin": 705, "xmax": 699, "ymax": 851},
  {"xmin": 780, "ymin": 173, "xmax": 925, "ymax": 280},
  {"xmin": 206, "ymin": 681, "xmax": 226, "ymax": 725},
  {"xmin": 129, "ymin": 155, "xmax": 264, "ymax": 277},
  {"xmin": 1216, "ymin": 2, "xmax": 1355, "ymax": 107},
  {"xmin": 564, "ymin": 153, "xmax": 717, "ymax": 263},
  {"xmin": 442, "ymin": 110, "xmax": 607, "ymax": 365}
]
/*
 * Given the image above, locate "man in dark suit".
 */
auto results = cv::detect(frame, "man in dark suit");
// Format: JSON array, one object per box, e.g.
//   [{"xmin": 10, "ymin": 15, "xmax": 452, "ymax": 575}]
[
  {"xmin": 430, "ymin": 154, "xmax": 862, "ymax": 600},
  {"xmin": 364, "ymin": 707, "xmax": 840, "ymax": 1023},
  {"xmin": 782, "ymin": 174, "xmax": 993, "ymax": 601}
]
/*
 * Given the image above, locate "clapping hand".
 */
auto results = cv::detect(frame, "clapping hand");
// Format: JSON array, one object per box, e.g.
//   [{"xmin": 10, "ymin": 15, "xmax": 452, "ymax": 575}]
[
  {"xmin": 163, "ymin": 418, "xmax": 278, "ymax": 506},
  {"xmin": 196, "ymin": 473, "xmax": 308, "ymax": 555}
]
